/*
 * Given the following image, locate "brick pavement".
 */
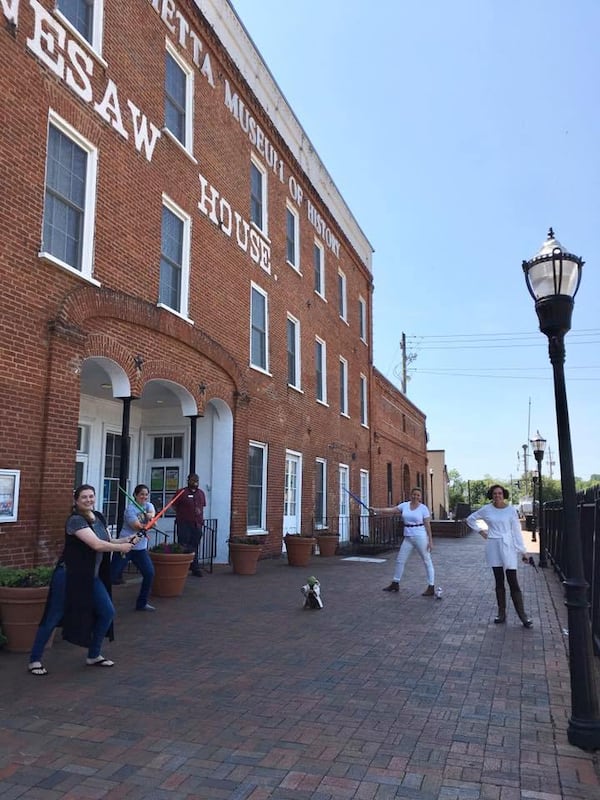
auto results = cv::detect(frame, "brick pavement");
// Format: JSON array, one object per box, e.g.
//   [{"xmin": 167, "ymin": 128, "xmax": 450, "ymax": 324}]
[{"xmin": 1, "ymin": 533, "xmax": 599, "ymax": 799}]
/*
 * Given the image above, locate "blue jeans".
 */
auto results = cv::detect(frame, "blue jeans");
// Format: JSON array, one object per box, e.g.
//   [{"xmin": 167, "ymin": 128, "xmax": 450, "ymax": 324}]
[
  {"xmin": 89, "ymin": 577, "xmax": 115, "ymax": 659},
  {"xmin": 111, "ymin": 549, "xmax": 155, "ymax": 608},
  {"xmin": 30, "ymin": 565, "xmax": 65, "ymax": 663}
]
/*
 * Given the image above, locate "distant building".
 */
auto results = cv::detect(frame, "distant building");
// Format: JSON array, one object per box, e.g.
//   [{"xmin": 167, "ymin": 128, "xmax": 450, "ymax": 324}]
[{"xmin": 427, "ymin": 450, "xmax": 450, "ymax": 519}]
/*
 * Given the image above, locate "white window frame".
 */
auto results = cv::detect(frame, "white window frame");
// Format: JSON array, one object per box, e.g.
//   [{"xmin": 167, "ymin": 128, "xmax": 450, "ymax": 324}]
[
  {"xmin": 40, "ymin": 110, "xmax": 98, "ymax": 282},
  {"xmin": 358, "ymin": 295, "xmax": 367, "ymax": 343},
  {"xmin": 338, "ymin": 269, "xmax": 348, "ymax": 322},
  {"xmin": 250, "ymin": 156, "xmax": 268, "ymax": 236},
  {"xmin": 164, "ymin": 39, "xmax": 194, "ymax": 155},
  {"xmin": 248, "ymin": 441, "xmax": 268, "ymax": 532},
  {"xmin": 285, "ymin": 203, "xmax": 300, "ymax": 271},
  {"xmin": 314, "ymin": 240, "xmax": 325, "ymax": 298},
  {"xmin": 339, "ymin": 356, "xmax": 349, "ymax": 417},
  {"xmin": 360, "ymin": 373, "xmax": 368, "ymax": 427},
  {"xmin": 287, "ymin": 314, "xmax": 301, "ymax": 390},
  {"xmin": 55, "ymin": 0, "xmax": 105, "ymax": 55},
  {"xmin": 250, "ymin": 282, "xmax": 270, "ymax": 373},
  {"xmin": 315, "ymin": 336, "xmax": 327, "ymax": 405},
  {"xmin": 158, "ymin": 194, "xmax": 191, "ymax": 320},
  {"xmin": 315, "ymin": 458, "xmax": 327, "ymax": 529}
]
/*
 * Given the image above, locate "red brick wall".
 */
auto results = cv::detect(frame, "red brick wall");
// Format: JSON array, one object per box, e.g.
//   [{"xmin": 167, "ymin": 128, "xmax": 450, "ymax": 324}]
[{"xmin": 0, "ymin": 0, "xmax": 425, "ymax": 565}]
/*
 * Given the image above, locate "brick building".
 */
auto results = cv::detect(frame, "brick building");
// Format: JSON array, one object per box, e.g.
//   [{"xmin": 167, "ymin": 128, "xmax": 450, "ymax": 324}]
[{"xmin": 0, "ymin": 0, "xmax": 428, "ymax": 567}]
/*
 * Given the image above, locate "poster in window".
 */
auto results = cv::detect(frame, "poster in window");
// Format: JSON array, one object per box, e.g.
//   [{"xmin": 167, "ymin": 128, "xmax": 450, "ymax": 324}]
[
  {"xmin": 166, "ymin": 467, "xmax": 180, "ymax": 492},
  {"xmin": 0, "ymin": 470, "xmax": 20, "ymax": 523},
  {"xmin": 151, "ymin": 467, "xmax": 164, "ymax": 491}
]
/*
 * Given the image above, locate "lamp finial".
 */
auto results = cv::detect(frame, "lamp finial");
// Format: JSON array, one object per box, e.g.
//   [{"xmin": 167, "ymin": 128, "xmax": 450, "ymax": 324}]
[{"xmin": 548, "ymin": 227, "xmax": 555, "ymax": 239}]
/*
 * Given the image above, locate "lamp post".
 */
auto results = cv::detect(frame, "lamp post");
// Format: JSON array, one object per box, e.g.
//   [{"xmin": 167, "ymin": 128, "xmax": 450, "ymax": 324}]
[
  {"xmin": 530, "ymin": 430, "xmax": 547, "ymax": 566},
  {"xmin": 523, "ymin": 228, "xmax": 600, "ymax": 750},
  {"xmin": 429, "ymin": 468, "xmax": 434, "ymax": 520}
]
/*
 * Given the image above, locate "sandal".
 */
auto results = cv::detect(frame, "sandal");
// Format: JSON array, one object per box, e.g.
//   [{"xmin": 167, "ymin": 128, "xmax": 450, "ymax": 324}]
[
  {"xmin": 28, "ymin": 662, "xmax": 48, "ymax": 676},
  {"xmin": 86, "ymin": 656, "xmax": 115, "ymax": 667}
]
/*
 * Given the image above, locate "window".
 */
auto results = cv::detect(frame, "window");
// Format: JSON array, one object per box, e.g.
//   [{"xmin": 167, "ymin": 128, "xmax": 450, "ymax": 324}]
[
  {"xmin": 387, "ymin": 463, "xmax": 394, "ymax": 506},
  {"xmin": 250, "ymin": 284, "xmax": 269, "ymax": 372},
  {"xmin": 164, "ymin": 42, "xmax": 194, "ymax": 152},
  {"xmin": 338, "ymin": 270, "xmax": 347, "ymax": 321},
  {"xmin": 42, "ymin": 113, "xmax": 97, "ymax": 278},
  {"xmin": 250, "ymin": 159, "xmax": 267, "ymax": 233},
  {"xmin": 315, "ymin": 336, "xmax": 327, "ymax": 404},
  {"xmin": 315, "ymin": 459, "xmax": 327, "ymax": 528},
  {"xmin": 285, "ymin": 205, "xmax": 299, "ymax": 269},
  {"xmin": 287, "ymin": 315, "xmax": 301, "ymax": 389},
  {"xmin": 314, "ymin": 241, "xmax": 325, "ymax": 297},
  {"xmin": 57, "ymin": 0, "xmax": 104, "ymax": 52},
  {"xmin": 360, "ymin": 373, "xmax": 368, "ymax": 426},
  {"xmin": 74, "ymin": 424, "xmax": 90, "ymax": 488},
  {"xmin": 152, "ymin": 435, "xmax": 183, "ymax": 459},
  {"xmin": 358, "ymin": 296, "xmax": 367, "ymax": 342},
  {"xmin": 339, "ymin": 357, "xmax": 348, "ymax": 416},
  {"xmin": 102, "ymin": 431, "xmax": 122, "ymax": 528},
  {"xmin": 248, "ymin": 442, "xmax": 267, "ymax": 530},
  {"xmin": 159, "ymin": 196, "xmax": 190, "ymax": 317}
]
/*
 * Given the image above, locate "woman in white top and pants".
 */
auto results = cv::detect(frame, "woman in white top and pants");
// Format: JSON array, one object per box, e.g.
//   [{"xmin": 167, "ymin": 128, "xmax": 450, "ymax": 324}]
[
  {"xmin": 371, "ymin": 487, "xmax": 435, "ymax": 596},
  {"xmin": 466, "ymin": 484, "xmax": 533, "ymax": 627}
]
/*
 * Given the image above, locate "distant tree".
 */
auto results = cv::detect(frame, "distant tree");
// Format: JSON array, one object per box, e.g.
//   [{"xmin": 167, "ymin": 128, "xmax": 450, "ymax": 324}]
[{"xmin": 447, "ymin": 468, "xmax": 466, "ymax": 512}]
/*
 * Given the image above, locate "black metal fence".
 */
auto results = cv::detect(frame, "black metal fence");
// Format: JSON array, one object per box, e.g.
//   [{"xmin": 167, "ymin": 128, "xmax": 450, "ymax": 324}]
[
  {"xmin": 312, "ymin": 514, "xmax": 403, "ymax": 554},
  {"xmin": 131, "ymin": 519, "xmax": 218, "ymax": 573},
  {"xmin": 543, "ymin": 485, "xmax": 600, "ymax": 655}
]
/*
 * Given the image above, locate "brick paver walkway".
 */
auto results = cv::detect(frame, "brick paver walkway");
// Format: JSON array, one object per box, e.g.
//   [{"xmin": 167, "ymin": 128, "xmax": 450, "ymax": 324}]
[{"xmin": 1, "ymin": 533, "xmax": 599, "ymax": 799}]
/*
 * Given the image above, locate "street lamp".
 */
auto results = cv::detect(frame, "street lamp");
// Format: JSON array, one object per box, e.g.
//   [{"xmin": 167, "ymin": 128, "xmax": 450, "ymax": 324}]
[
  {"xmin": 530, "ymin": 430, "xmax": 547, "ymax": 565},
  {"xmin": 523, "ymin": 228, "xmax": 600, "ymax": 750},
  {"xmin": 429, "ymin": 468, "xmax": 434, "ymax": 520}
]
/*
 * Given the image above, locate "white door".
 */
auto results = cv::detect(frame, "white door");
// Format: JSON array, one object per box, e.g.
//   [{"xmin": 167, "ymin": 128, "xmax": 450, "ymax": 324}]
[
  {"xmin": 360, "ymin": 469, "xmax": 370, "ymax": 539},
  {"xmin": 338, "ymin": 463, "xmax": 350, "ymax": 542},
  {"xmin": 283, "ymin": 450, "xmax": 302, "ymax": 536}
]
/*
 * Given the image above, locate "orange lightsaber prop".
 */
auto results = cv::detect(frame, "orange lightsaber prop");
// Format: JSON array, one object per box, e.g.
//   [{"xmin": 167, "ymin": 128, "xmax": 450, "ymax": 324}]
[{"xmin": 149, "ymin": 488, "xmax": 186, "ymax": 527}]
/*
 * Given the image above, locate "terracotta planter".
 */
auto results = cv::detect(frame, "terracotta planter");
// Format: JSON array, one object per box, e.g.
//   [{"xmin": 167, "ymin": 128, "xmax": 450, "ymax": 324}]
[
  {"xmin": 284, "ymin": 535, "xmax": 315, "ymax": 567},
  {"xmin": 0, "ymin": 586, "xmax": 49, "ymax": 653},
  {"xmin": 149, "ymin": 552, "xmax": 194, "ymax": 597},
  {"xmin": 229, "ymin": 543, "xmax": 262, "ymax": 575},
  {"xmin": 317, "ymin": 534, "xmax": 340, "ymax": 557}
]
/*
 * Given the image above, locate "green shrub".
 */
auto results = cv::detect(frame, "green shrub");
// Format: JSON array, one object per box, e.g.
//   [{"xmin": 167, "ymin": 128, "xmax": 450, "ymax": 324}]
[{"xmin": 0, "ymin": 566, "xmax": 54, "ymax": 588}]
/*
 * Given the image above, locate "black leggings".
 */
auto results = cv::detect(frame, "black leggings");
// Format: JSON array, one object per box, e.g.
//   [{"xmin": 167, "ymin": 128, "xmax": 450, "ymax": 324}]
[{"xmin": 492, "ymin": 566, "xmax": 520, "ymax": 592}]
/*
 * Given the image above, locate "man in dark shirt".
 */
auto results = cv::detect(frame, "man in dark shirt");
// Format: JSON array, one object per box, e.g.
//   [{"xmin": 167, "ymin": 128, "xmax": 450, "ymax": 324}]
[{"xmin": 174, "ymin": 473, "xmax": 206, "ymax": 577}]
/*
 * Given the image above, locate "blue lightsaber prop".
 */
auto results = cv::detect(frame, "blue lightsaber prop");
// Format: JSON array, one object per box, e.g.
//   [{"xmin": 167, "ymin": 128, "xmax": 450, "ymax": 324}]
[{"xmin": 342, "ymin": 486, "xmax": 371, "ymax": 512}]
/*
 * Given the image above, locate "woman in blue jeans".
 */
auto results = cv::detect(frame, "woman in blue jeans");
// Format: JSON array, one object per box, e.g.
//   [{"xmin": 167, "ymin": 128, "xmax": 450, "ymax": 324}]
[
  {"xmin": 60, "ymin": 485, "xmax": 138, "ymax": 670},
  {"xmin": 111, "ymin": 484, "xmax": 156, "ymax": 611}
]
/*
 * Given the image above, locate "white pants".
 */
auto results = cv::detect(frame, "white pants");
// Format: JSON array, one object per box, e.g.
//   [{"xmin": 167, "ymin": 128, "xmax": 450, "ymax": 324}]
[{"xmin": 393, "ymin": 532, "xmax": 435, "ymax": 584}]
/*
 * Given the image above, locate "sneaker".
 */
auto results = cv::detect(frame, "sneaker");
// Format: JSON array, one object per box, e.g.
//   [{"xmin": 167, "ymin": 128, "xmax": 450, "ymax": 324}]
[{"xmin": 136, "ymin": 604, "xmax": 156, "ymax": 611}]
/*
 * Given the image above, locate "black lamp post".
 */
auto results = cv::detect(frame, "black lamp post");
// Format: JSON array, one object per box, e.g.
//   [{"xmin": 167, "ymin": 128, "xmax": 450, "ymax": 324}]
[
  {"xmin": 523, "ymin": 228, "xmax": 600, "ymax": 750},
  {"xmin": 429, "ymin": 468, "xmax": 434, "ymax": 520},
  {"xmin": 530, "ymin": 430, "xmax": 547, "ymax": 566}
]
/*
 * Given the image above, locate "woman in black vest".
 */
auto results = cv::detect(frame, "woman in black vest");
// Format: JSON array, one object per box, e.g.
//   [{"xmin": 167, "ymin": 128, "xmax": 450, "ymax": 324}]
[{"xmin": 63, "ymin": 485, "xmax": 139, "ymax": 666}]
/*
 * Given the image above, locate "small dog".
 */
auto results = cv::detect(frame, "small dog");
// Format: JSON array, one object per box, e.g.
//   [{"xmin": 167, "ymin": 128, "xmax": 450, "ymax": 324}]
[{"xmin": 301, "ymin": 576, "xmax": 323, "ymax": 609}]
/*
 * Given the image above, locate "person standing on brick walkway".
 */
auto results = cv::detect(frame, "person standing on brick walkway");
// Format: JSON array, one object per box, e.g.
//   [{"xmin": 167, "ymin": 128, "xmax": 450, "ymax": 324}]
[
  {"xmin": 370, "ymin": 487, "xmax": 435, "ymax": 596},
  {"xmin": 62, "ymin": 485, "xmax": 139, "ymax": 668},
  {"xmin": 111, "ymin": 484, "xmax": 156, "ymax": 612},
  {"xmin": 466, "ymin": 484, "xmax": 533, "ymax": 628},
  {"xmin": 174, "ymin": 473, "xmax": 206, "ymax": 577}
]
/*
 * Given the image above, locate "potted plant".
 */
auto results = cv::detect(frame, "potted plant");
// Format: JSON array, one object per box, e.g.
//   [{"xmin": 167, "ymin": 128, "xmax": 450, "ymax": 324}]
[
  {"xmin": 149, "ymin": 541, "xmax": 194, "ymax": 597},
  {"xmin": 228, "ymin": 536, "xmax": 263, "ymax": 575},
  {"xmin": 284, "ymin": 533, "xmax": 316, "ymax": 567},
  {"xmin": 316, "ymin": 531, "xmax": 340, "ymax": 557},
  {"xmin": 0, "ymin": 565, "xmax": 54, "ymax": 653}
]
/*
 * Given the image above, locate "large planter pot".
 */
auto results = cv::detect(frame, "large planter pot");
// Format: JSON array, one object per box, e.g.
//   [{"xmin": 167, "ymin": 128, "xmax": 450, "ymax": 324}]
[
  {"xmin": 284, "ymin": 535, "xmax": 315, "ymax": 567},
  {"xmin": 0, "ymin": 586, "xmax": 49, "ymax": 653},
  {"xmin": 229, "ymin": 543, "xmax": 262, "ymax": 575},
  {"xmin": 149, "ymin": 552, "xmax": 194, "ymax": 597},
  {"xmin": 317, "ymin": 534, "xmax": 340, "ymax": 557}
]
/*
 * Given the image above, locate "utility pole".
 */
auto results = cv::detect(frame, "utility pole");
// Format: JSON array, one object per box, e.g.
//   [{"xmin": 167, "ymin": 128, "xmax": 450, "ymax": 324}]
[
  {"xmin": 401, "ymin": 332, "xmax": 407, "ymax": 394},
  {"xmin": 547, "ymin": 446, "xmax": 556, "ymax": 479}
]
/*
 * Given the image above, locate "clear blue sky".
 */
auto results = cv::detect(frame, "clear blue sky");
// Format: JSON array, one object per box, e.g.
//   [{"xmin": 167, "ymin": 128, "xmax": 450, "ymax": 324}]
[{"xmin": 231, "ymin": 0, "xmax": 600, "ymax": 483}]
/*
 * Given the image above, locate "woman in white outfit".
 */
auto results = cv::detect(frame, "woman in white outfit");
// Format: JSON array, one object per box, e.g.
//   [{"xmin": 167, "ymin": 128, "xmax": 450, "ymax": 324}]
[
  {"xmin": 371, "ymin": 487, "xmax": 435, "ymax": 596},
  {"xmin": 466, "ymin": 484, "xmax": 533, "ymax": 628}
]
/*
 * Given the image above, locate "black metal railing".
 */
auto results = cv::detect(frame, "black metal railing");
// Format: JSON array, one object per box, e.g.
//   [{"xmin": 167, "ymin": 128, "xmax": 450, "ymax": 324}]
[
  {"xmin": 311, "ymin": 514, "xmax": 403, "ymax": 554},
  {"xmin": 543, "ymin": 485, "xmax": 600, "ymax": 654}
]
